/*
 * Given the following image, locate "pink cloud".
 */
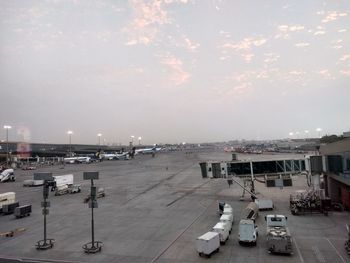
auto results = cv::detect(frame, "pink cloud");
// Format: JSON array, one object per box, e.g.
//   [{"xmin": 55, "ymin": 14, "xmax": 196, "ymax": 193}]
[
  {"xmin": 340, "ymin": 69, "xmax": 350, "ymax": 76},
  {"xmin": 123, "ymin": 0, "xmax": 169, "ymax": 46},
  {"xmin": 159, "ymin": 54, "xmax": 190, "ymax": 86},
  {"xmin": 322, "ymin": 11, "xmax": 348, "ymax": 23}
]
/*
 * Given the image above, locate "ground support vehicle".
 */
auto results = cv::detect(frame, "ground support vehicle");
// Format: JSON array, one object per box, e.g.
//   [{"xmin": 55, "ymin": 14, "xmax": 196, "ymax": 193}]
[
  {"xmin": 290, "ymin": 190, "xmax": 331, "ymax": 216},
  {"xmin": 0, "ymin": 169, "xmax": 15, "ymax": 182},
  {"xmin": 0, "ymin": 192, "xmax": 16, "ymax": 212},
  {"xmin": 238, "ymin": 219, "xmax": 258, "ymax": 246},
  {"xmin": 212, "ymin": 222, "xmax": 230, "ymax": 245},
  {"xmin": 55, "ymin": 184, "xmax": 81, "ymax": 196},
  {"xmin": 196, "ymin": 231, "xmax": 220, "ymax": 258},
  {"xmin": 345, "ymin": 224, "xmax": 350, "ymax": 255},
  {"xmin": 0, "ymin": 228, "xmax": 26, "ymax": 237},
  {"xmin": 265, "ymin": 214, "xmax": 292, "ymax": 254},
  {"xmin": 2, "ymin": 201, "xmax": 19, "ymax": 215},
  {"xmin": 14, "ymin": 205, "xmax": 32, "ymax": 218},
  {"xmin": 23, "ymin": 179, "xmax": 44, "ymax": 187},
  {"xmin": 241, "ymin": 202, "xmax": 259, "ymax": 221},
  {"xmin": 255, "ymin": 199, "xmax": 274, "ymax": 210},
  {"xmin": 84, "ymin": 187, "xmax": 105, "ymax": 203}
]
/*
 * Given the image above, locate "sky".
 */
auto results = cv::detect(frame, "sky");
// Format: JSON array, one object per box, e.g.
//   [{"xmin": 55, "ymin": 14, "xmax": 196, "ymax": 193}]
[{"xmin": 0, "ymin": 0, "xmax": 350, "ymax": 145}]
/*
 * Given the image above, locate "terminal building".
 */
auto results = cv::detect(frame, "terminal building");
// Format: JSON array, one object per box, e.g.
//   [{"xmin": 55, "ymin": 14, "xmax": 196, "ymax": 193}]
[{"xmin": 320, "ymin": 137, "xmax": 350, "ymax": 209}]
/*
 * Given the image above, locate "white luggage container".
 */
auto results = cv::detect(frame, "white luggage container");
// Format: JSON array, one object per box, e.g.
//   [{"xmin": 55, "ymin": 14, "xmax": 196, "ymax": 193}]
[
  {"xmin": 196, "ymin": 231, "xmax": 220, "ymax": 258},
  {"xmin": 223, "ymin": 207, "xmax": 233, "ymax": 216},
  {"xmin": 220, "ymin": 214, "xmax": 233, "ymax": 232},
  {"xmin": 0, "ymin": 192, "xmax": 16, "ymax": 210},
  {"xmin": 255, "ymin": 199, "xmax": 274, "ymax": 210},
  {"xmin": 212, "ymin": 222, "xmax": 230, "ymax": 244}
]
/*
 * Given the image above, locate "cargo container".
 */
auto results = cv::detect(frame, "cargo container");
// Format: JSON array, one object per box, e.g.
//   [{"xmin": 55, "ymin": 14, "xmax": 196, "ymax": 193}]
[
  {"xmin": 212, "ymin": 222, "xmax": 230, "ymax": 244},
  {"xmin": 0, "ymin": 192, "xmax": 16, "ymax": 212},
  {"xmin": 14, "ymin": 205, "xmax": 32, "ymax": 218},
  {"xmin": 255, "ymin": 199, "xmax": 274, "ymax": 210},
  {"xmin": 220, "ymin": 214, "xmax": 233, "ymax": 233},
  {"xmin": 2, "ymin": 201, "xmax": 19, "ymax": 215},
  {"xmin": 196, "ymin": 231, "xmax": 220, "ymax": 258}
]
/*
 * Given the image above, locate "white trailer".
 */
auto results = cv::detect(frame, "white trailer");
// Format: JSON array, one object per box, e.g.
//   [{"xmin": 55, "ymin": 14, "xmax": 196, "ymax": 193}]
[
  {"xmin": 255, "ymin": 199, "xmax": 274, "ymax": 210},
  {"xmin": 196, "ymin": 231, "xmax": 220, "ymax": 258},
  {"xmin": 220, "ymin": 214, "xmax": 233, "ymax": 233},
  {"xmin": 53, "ymin": 174, "xmax": 74, "ymax": 189},
  {"xmin": 0, "ymin": 169, "xmax": 15, "ymax": 182},
  {"xmin": 0, "ymin": 192, "xmax": 16, "ymax": 211},
  {"xmin": 265, "ymin": 214, "xmax": 292, "ymax": 254},
  {"xmin": 212, "ymin": 222, "xmax": 230, "ymax": 245},
  {"xmin": 238, "ymin": 219, "xmax": 258, "ymax": 245},
  {"xmin": 23, "ymin": 179, "xmax": 44, "ymax": 187}
]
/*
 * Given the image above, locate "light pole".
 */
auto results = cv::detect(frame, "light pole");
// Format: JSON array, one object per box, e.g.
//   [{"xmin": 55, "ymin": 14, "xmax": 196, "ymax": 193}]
[
  {"xmin": 97, "ymin": 133, "xmax": 102, "ymax": 146},
  {"xmin": 67, "ymin": 131, "xmax": 73, "ymax": 156},
  {"xmin": 304, "ymin": 130, "xmax": 309, "ymax": 139},
  {"xmin": 138, "ymin": 137, "xmax": 142, "ymax": 146},
  {"xmin": 4, "ymin": 125, "xmax": 12, "ymax": 166},
  {"xmin": 316, "ymin": 128, "xmax": 322, "ymax": 138},
  {"xmin": 130, "ymin": 135, "xmax": 135, "ymax": 146}
]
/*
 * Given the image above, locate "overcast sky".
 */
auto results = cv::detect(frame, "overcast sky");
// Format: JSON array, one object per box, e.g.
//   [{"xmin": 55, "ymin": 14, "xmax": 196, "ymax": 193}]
[{"xmin": 0, "ymin": 0, "xmax": 349, "ymax": 145}]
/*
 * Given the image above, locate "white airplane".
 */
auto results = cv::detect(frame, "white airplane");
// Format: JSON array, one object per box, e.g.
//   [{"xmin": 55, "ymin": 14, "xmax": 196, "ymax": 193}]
[
  {"xmin": 64, "ymin": 156, "xmax": 91, "ymax": 164},
  {"xmin": 135, "ymin": 147, "xmax": 162, "ymax": 155},
  {"xmin": 103, "ymin": 152, "xmax": 130, "ymax": 160}
]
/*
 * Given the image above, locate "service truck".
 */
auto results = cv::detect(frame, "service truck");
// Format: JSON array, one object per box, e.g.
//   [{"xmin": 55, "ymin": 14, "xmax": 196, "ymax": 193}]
[
  {"xmin": 0, "ymin": 192, "xmax": 16, "ymax": 212},
  {"xmin": 212, "ymin": 222, "xmax": 230, "ymax": 245},
  {"xmin": 52, "ymin": 174, "xmax": 74, "ymax": 190},
  {"xmin": 265, "ymin": 214, "xmax": 292, "ymax": 254},
  {"xmin": 238, "ymin": 219, "xmax": 258, "ymax": 245},
  {"xmin": 0, "ymin": 169, "xmax": 15, "ymax": 182},
  {"xmin": 196, "ymin": 231, "xmax": 220, "ymax": 258}
]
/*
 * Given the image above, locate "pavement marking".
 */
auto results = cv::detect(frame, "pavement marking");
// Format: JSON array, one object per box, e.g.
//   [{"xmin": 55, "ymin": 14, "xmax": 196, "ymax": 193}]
[
  {"xmin": 312, "ymin": 245, "xmax": 326, "ymax": 263},
  {"xmin": 326, "ymin": 238, "xmax": 347, "ymax": 263},
  {"xmin": 150, "ymin": 198, "xmax": 215, "ymax": 263},
  {"xmin": 293, "ymin": 238, "xmax": 305, "ymax": 263}
]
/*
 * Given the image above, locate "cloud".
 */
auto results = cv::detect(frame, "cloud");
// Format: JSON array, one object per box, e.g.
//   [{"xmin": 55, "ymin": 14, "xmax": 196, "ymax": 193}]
[
  {"xmin": 123, "ymin": 0, "xmax": 169, "ymax": 46},
  {"xmin": 339, "ymin": 54, "xmax": 350, "ymax": 62},
  {"xmin": 275, "ymin": 24, "xmax": 305, "ymax": 39},
  {"xmin": 183, "ymin": 37, "xmax": 200, "ymax": 52},
  {"xmin": 338, "ymin": 29, "xmax": 347, "ymax": 33},
  {"xmin": 316, "ymin": 69, "xmax": 332, "ymax": 79},
  {"xmin": 159, "ymin": 53, "xmax": 190, "ymax": 86},
  {"xmin": 322, "ymin": 11, "xmax": 348, "ymax": 23},
  {"xmin": 263, "ymin": 53, "xmax": 280, "ymax": 63},
  {"xmin": 220, "ymin": 37, "xmax": 267, "ymax": 63},
  {"xmin": 340, "ymin": 69, "xmax": 350, "ymax": 76},
  {"xmin": 314, "ymin": 31, "xmax": 325, "ymax": 36},
  {"xmin": 295, "ymin": 43, "xmax": 310, "ymax": 48}
]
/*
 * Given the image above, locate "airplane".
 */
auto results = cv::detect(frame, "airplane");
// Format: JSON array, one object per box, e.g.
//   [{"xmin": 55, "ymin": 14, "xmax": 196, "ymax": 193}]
[
  {"xmin": 64, "ymin": 156, "xmax": 91, "ymax": 164},
  {"xmin": 102, "ymin": 152, "xmax": 130, "ymax": 160},
  {"xmin": 135, "ymin": 146, "xmax": 162, "ymax": 155}
]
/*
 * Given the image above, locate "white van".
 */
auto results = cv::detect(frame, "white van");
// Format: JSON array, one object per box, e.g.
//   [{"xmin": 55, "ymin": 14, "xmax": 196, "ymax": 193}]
[
  {"xmin": 238, "ymin": 219, "xmax": 258, "ymax": 246},
  {"xmin": 213, "ymin": 222, "xmax": 230, "ymax": 245}
]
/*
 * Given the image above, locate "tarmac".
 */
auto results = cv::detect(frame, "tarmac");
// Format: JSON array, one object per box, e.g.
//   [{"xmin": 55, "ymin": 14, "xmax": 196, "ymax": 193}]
[{"xmin": 0, "ymin": 150, "xmax": 349, "ymax": 263}]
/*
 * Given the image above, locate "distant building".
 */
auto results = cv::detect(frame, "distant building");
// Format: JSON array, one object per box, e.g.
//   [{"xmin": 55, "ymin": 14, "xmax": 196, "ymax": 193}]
[{"xmin": 320, "ymin": 138, "xmax": 350, "ymax": 209}]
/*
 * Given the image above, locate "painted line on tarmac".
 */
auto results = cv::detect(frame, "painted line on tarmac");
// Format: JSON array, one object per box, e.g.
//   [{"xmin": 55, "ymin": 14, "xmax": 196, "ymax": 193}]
[
  {"xmin": 293, "ymin": 238, "xmax": 305, "ymax": 263},
  {"xmin": 150, "ymin": 198, "xmax": 215, "ymax": 263},
  {"xmin": 326, "ymin": 238, "xmax": 346, "ymax": 263}
]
